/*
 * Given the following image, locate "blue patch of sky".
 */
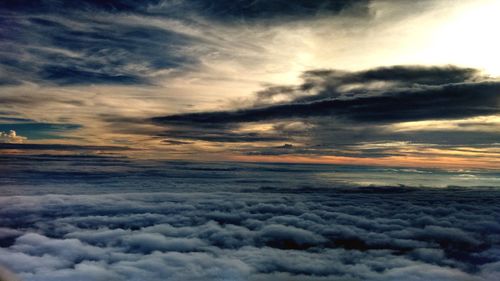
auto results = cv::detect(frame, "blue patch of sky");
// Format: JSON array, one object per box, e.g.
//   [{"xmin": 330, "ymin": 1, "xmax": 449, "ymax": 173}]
[{"xmin": 0, "ymin": 123, "xmax": 81, "ymax": 139}]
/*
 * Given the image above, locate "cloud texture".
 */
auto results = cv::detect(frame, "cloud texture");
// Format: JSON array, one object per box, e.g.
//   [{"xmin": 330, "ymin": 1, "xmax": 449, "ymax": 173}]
[
  {"xmin": 1, "ymin": 187, "xmax": 499, "ymax": 281},
  {"xmin": 0, "ymin": 158, "xmax": 499, "ymax": 281},
  {"xmin": 153, "ymin": 66, "xmax": 496, "ymax": 124},
  {"xmin": 150, "ymin": 66, "xmax": 500, "ymax": 164}
]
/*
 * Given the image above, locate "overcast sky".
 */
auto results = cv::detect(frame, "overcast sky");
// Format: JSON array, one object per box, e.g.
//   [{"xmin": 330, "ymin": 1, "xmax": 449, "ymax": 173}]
[{"xmin": 0, "ymin": 0, "xmax": 499, "ymax": 169}]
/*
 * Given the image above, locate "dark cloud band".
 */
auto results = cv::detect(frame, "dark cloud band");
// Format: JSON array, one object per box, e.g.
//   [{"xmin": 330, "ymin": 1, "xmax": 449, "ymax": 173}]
[
  {"xmin": 0, "ymin": 0, "xmax": 368, "ymax": 20},
  {"xmin": 0, "ymin": 143, "xmax": 130, "ymax": 151},
  {"xmin": 151, "ymin": 66, "xmax": 500, "ymax": 158},
  {"xmin": 153, "ymin": 82, "xmax": 499, "ymax": 125}
]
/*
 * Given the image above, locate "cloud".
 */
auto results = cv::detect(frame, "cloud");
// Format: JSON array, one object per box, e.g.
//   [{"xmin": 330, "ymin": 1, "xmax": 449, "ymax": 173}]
[
  {"xmin": 3, "ymin": 1, "xmax": 489, "ymax": 161},
  {"xmin": 0, "ymin": 123, "xmax": 81, "ymax": 140},
  {"xmin": 149, "ymin": 65, "xmax": 500, "ymax": 161},
  {"xmin": 256, "ymin": 224, "xmax": 327, "ymax": 249},
  {"xmin": 0, "ymin": 157, "xmax": 499, "ymax": 281},
  {"xmin": 0, "ymin": 131, "xmax": 26, "ymax": 144},
  {"xmin": 153, "ymin": 66, "xmax": 498, "ymax": 125},
  {"xmin": 11, "ymin": 233, "xmax": 107, "ymax": 262},
  {"xmin": 175, "ymin": 0, "xmax": 370, "ymax": 21},
  {"xmin": 120, "ymin": 233, "xmax": 206, "ymax": 253},
  {"xmin": 155, "ymin": 82, "xmax": 499, "ymax": 125},
  {"xmin": 0, "ymin": 0, "xmax": 369, "ymax": 21},
  {"xmin": 0, "ymin": 180, "xmax": 500, "ymax": 281},
  {"xmin": 0, "ymin": 0, "xmax": 371, "ymax": 87},
  {"xmin": 158, "ymin": 128, "xmax": 287, "ymax": 143},
  {"xmin": 0, "ymin": 143, "xmax": 130, "ymax": 152},
  {"xmin": 0, "ymin": 9, "xmax": 200, "ymax": 86}
]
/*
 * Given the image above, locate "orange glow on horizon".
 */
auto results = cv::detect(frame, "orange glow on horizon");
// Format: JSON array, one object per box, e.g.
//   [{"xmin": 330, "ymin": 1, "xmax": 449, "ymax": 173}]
[{"xmin": 230, "ymin": 154, "xmax": 500, "ymax": 170}]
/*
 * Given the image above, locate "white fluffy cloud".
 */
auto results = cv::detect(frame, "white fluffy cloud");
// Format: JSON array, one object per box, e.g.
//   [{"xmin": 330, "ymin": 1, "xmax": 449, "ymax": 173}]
[
  {"xmin": 0, "ymin": 186, "xmax": 499, "ymax": 281},
  {"xmin": 0, "ymin": 130, "xmax": 26, "ymax": 144}
]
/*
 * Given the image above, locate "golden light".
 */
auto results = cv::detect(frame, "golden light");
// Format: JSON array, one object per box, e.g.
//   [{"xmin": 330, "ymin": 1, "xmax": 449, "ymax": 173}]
[{"xmin": 418, "ymin": 0, "xmax": 500, "ymax": 76}]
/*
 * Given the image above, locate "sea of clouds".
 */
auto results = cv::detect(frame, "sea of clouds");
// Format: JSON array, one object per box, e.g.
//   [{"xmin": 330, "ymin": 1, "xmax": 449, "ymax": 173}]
[{"xmin": 1, "ymin": 184, "xmax": 499, "ymax": 281}]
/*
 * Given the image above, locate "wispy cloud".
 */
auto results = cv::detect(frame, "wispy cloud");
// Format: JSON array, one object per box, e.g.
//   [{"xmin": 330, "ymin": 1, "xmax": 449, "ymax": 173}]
[{"xmin": 0, "ymin": 14, "xmax": 199, "ymax": 86}]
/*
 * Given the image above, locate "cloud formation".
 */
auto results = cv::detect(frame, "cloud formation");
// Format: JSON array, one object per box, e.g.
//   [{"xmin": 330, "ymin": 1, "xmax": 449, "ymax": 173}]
[
  {"xmin": 0, "ymin": 0, "xmax": 369, "ymax": 87},
  {"xmin": 153, "ymin": 66, "xmax": 497, "ymax": 125},
  {"xmin": 175, "ymin": 0, "xmax": 369, "ymax": 21},
  {"xmin": 0, "ymin": 131, "xmax": 26, "ymax": 144},
  {"xmin": 0, "ymin": 14, "xmax": 197, "ymax": 86},
  {"xmin": 150, "ymin": 65, "xmax": 500, "ymax": 164},
  {"xmin": 0, "ymin": 182, "xmax": 499, "ymax": 281},
  {"xmin": 155, "ymin": 81, "xmax": 499, "ymax": 124},
  {"xmin": 0, "ymin": 1, "xmax": 499, "ymax": 166},
  {"xmin": 0, "ymin": 0, "xmax": 368, "ymax": 20}
]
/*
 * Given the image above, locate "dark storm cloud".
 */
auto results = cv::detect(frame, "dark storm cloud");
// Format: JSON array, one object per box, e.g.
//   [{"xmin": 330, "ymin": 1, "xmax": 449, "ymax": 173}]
[{"xmin": 0, "ymin": 176, "xmax": 499, "ymax": 280}]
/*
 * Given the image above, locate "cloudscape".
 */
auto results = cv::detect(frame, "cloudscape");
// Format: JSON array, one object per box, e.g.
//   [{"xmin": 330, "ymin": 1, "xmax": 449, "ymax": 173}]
[{"xmin": 0, "ymin": 1, "xmax": 499, "ymax": 280}]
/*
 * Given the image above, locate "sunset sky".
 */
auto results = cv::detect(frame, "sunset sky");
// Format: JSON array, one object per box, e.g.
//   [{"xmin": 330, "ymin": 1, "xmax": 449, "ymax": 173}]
[
  {"xmin": 1, "ymin": 0, "xmax": 499, "ymax": 169},
  {"xmin": 2, "ymin": 2, "xmax": 500, "ymax": 281}
]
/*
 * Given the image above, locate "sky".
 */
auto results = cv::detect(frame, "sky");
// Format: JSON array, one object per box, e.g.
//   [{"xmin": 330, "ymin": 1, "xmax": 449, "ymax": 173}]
[
  {"xmin": 1, "ymin": 0, "xmax": 499, "ymax": 169},
  {"xmin": 1, "ymin": 2, "xmax": 500, "ymax": 280}
]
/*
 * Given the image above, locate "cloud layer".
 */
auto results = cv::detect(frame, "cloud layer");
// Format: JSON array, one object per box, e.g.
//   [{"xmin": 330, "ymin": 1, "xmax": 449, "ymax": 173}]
[
  {"xmin": 150, "ymin": 65, "xmax": 500, "ymax": 164},
  {"xmin": 1, "ymin": 183, "xmax": 499, "ymax": 281},
  {"xmin": 153, "ymin": 66, "xmax": 496, "ymax": 124},
  {"xmin": 0, "ymin": 157, "xmax": 500, "ymax": 280}
]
